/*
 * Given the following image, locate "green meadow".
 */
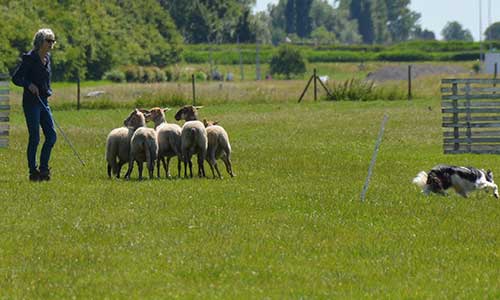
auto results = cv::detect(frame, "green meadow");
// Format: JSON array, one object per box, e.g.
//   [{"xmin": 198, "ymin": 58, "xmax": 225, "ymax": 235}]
[{"xmin": 0, "ymin": 63, "xmax": 498, "ymax": 298}]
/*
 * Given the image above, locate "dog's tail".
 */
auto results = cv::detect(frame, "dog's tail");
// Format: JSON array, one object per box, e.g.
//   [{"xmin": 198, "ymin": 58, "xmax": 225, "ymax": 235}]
[{"xmin": 412, "ymin": 171, "xmax": 428, "ymax": 188}]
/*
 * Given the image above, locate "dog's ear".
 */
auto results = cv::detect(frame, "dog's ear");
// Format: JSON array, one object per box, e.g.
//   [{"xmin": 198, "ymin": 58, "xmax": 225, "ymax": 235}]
[{"xmin": 487, "ymin": 170, "xmax": 494, "ymax": 181}]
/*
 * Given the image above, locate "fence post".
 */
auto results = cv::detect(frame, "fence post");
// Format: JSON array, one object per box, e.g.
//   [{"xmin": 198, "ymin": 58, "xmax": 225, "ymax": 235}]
[
  {"xmin": 313, "ymin": 68, "xmax": 317, "ymax": 101},
  {"xmin": 408, "ymin": 65, "xmax": 412, "ymax": 100},
  {"xmin": 77, "ymin": 73, "xmax": 81, "ymax": 110},
  {"xmin": 238, "ymin": 35, "xmax": 244, "ymax": 81},
  {"xmin": 192, "ymin": 74, "xmax": 196, "ymax": 106}
]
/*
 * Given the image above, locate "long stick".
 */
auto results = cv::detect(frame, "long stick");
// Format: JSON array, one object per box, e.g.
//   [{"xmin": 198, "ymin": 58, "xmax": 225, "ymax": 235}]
[
  {"xmin": 360, "ymin": 114, "xmax": 388, "ymax": 202},
  {"xmin": 37, "ymin": 95, "xmax": 85, "ymax": 166}
]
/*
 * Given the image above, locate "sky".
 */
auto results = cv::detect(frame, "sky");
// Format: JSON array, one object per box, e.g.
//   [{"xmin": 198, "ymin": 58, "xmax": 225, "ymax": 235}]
[{"xmin": 253, "ymin": 0, "xmax": 500, "ymax": 41}]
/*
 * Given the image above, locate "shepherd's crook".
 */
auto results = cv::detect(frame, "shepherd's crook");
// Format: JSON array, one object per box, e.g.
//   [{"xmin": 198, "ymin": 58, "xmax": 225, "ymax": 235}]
[
  {"xmin": 360, "ymin": 114, "xmax": 388, "ymax": 201},
  {"xmin": 37, "ymin": 95, "xmax": 85, "ymax": 166}
]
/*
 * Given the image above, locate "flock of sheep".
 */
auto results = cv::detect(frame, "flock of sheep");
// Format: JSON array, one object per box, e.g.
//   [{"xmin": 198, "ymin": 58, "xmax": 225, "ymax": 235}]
[{"xmin": 105, "ymin": 105, "xmax": 235, "ymax": 180}]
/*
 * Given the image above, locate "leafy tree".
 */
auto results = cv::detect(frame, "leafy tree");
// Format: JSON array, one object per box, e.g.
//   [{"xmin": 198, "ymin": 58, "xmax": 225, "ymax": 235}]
[
  {"xmin": 310, "ymin": 26, "xmax": 336, "ymax": 44},
  {"xmin": 342, "ymin": 0, "xmax": 375, "ymax": 44},
  {"xmin": 285, "ymin": 0, "xmax": 296, "ymax": 34},
  {"xmin": 340, "ymin": 0, "xmax": 420, "ymax": 43},
  {"xmin": 372, "ymin": 0, "xmax": 390, "ymax": 43},
  {"xmin": 485, "ymin": 22, "xmax": 500, "ymax": 41},
  {"xmin": 251, "ymin": 11, "xmax": 273, "ymax": 44},
  {"xmin": 383, "ymin": 0, "xmax": 420, "ymax": 42},
  {"xmin": 161, "ymin": 0, "xmax": 256, "ymax": 43},
  {"xmin": 310, "ymin": 1, "xmax": 361, "ymax": 44},
  {"xmin": 441, "ymin": 21, "xmax": 473, "ymax": 41},
  {"xmin": 269, "ymin": 45, "xmax": 306, "ymax": 79},
  {"xmin": 235, "ymin": 9, "xmax": 256, "ymax": 43},
  {"xmin": 1, "ymin": 0, "xmax": 182, "ymax": 80},
  {"xmin": 411, "ymin": 26, "xmax": 436, "ymax": 40},
  {"xmin": 295, "ymin": 0, "xmax": 313, "ymax": 38}
]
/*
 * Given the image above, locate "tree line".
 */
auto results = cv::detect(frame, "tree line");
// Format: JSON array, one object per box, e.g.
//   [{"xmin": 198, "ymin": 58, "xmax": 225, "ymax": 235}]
[{"xmin": 1, "ymin": 0, "xmax": 499, "ymax": 81}]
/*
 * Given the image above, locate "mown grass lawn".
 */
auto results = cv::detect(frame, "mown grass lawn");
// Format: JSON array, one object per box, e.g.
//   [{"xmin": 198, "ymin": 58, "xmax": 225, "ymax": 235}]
[{"xmin": 0, "ymin": 88, "xmax": 498, "ymax": 298}]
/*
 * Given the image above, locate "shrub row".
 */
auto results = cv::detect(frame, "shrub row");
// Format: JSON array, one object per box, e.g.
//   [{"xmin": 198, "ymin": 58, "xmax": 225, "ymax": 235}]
[
  {"xmin": 103, "ymin": 65, "xmax": 216, "ymax": 83},
  {"xmin": 182, "ymin": 40, "xmax": 494, "ymax": 64}
]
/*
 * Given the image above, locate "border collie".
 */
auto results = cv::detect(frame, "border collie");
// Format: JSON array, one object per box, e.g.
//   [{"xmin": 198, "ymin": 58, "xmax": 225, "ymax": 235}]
[{"xmin": 413, "ymin": 164, "xmax": 499, "ymax": 198}]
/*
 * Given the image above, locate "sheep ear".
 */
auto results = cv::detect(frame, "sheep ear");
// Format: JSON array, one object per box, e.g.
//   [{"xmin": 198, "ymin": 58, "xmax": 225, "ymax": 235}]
[
  {"xmin": 213, "ymin": 121, "xmax": 219, "ymax": 125},
  {"xmin": 194, "ymin": 106, "xmax": 204, "ymax": 110},
  {"xmin": 163, "ymin": 107, "xmax": 171, "ymax": 113},
  {"xmin": 139, "ymin": 109, "xmax": 150, "ymax": 114},
  {"xmin": 203, "ymin": 119, "xmax": 208, "ymax": 127}
]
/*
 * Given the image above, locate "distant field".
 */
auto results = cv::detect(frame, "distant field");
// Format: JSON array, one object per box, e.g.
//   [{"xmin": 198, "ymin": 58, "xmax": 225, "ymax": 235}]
[{"xmin": 0, "ymin": 63, "xmax": 498, "ymax": 298}]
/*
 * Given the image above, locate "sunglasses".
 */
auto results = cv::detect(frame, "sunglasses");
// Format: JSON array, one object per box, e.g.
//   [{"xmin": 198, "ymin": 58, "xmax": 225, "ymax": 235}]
[{"xmin": 45, "ymin": 39, "xmax": 56, "ymax": 44}]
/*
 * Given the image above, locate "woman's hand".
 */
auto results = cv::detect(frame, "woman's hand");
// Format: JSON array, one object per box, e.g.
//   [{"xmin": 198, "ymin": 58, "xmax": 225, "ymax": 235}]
[{"xmin": 28, "ymin": 83, "xmax": 39, "ymax": 96}]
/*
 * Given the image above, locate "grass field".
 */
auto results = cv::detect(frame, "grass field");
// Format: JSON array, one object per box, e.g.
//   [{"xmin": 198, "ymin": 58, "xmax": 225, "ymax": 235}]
[{"xmin": 0, "ymin": 63, "xmax": 499, "ymax": 298}]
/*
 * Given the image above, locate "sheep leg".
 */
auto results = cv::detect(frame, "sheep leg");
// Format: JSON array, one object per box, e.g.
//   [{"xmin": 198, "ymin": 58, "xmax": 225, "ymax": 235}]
[
  {"xmin": 221, "ymin": 153, "xmax": 234, "ymax": 177},
  {"xmin": 162, "ymin": 157, "xmax": 169, "ymax": 178},
  {"xmin": 165, "ymin": 157, "xmax": 172, "ymax": 178},
  {"xmin": 197, "ymin": 152, "xmax": 205, "ymax": 178},
  {"xmin": 138, "ymin": 161, "xmax": 144, "ymax": 180},
  {"xmin": 188, "ymin": 159, "xmax": 193, "ymax": 178},
  {"xmin": 157, "ymin": 157, "xmax": 161, "ymax": 178},
  {"xmin": 198, "ymin": 149, "xmax": 207, "ymax": 178},
  {"xmin": 116, "ymin": 161, "xmax": 126, "ymax": 179},
  {"xmin": 176, "ymin": 156, "xmax": 182, "ymax": 178},
  {"xmin": 207, "ymin": 147, "xmax": 219, "ymax": 179},
  {"xmin": 148, "ymin": 159, "xmax": 154, "ymax": 180},
  {"xmin": 182, "ymin": 148, "xmax": 190, "ymax": 178},
  {"xmin": 107, "ymin": 164, "xmax": 112, "ymax": 178},
  {"xmin": 124, "ymin": 159, "xmax": 134, "ymax": 180}
]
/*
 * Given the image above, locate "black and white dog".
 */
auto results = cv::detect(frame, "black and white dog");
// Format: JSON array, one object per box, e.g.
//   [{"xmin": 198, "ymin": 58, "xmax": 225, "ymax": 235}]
[{"xmin": 413, "ymin": 164, "xmax": 499, "ymax": 198}]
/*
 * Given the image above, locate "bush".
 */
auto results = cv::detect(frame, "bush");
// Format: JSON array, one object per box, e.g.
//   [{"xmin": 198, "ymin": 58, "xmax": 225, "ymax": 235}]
[
  {"xmin": 120, "ymin": 66, "xmax": 166, "ymax": 83},
  {"xmin": 325, "ymin": 79, "xmax": 405, "ymax": 101},
  {"xmin": 269, "ymin": 45, "xmax": 306, "ymax": 79},
  {"xmin": 102, "ymin": 70, "xmax": 126, "ymax": 83}
]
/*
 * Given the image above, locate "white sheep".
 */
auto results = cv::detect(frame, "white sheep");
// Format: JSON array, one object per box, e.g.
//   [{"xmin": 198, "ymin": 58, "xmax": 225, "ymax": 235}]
[
  {"xmin": 149, "ymin": 107, "xmax": 182, "ymax": 178},
  {"xmin": 123, "ymin": 109, "xmax": 158, "ymax": 180},
  {"xmin": 203, "ymin": 119, "xmax": 235, "ymax": 179},
  {"xmin": 174, "ymin": 105, "xmax": 207, "ymax": 178},
  {"xmin": 105, "ymin": 109, "xmax": 147, "ymax": 178}
]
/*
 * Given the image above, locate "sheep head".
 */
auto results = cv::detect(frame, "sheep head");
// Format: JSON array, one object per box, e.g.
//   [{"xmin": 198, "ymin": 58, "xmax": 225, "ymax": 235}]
[
  {"xmin": 149, "ymin": 107, "xmax": 170, "ymax": 126},
  {"xmin": 203, "ymin": 119, "xmax": 219, "ymax": 127},
  {"xmin": 174, "ymin": 105, "xmax": 203, "ymax": 121},
  {"xmin": 123, "ymin": 108, "xmax": 147, "ymax": 129}
]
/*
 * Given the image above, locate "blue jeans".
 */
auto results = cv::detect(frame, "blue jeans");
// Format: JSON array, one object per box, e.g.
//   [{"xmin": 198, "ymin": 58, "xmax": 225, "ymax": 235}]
[{"xmin": 23, "ymin": 96, "xmax": 57, "ymax": 173}]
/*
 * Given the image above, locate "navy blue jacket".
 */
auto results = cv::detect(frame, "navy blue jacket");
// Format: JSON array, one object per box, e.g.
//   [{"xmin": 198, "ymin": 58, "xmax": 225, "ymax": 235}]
[{"xmin": 12, "ymin": 50, "xmax": 52, "ymax": 101}]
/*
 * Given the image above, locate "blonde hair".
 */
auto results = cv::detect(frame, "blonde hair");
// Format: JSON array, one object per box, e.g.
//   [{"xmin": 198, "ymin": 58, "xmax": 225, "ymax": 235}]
[{"xmin": 32, "ymin": 28, "xmax": 55, "ymax": 51}]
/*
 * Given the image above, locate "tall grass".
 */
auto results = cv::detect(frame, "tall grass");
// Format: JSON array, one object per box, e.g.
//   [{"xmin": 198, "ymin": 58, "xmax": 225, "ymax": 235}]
[{"xmin": 0, "ymin": 96, "xmax": 498, "ymax": 298}]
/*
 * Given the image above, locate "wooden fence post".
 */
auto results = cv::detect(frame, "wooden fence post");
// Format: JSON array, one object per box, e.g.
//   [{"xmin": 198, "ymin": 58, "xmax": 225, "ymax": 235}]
[
  {"xmin": 313, "ymin": 68, "xmax": 317, "ymax": 101},
  {"xmin": 192, "ymin": 74, "xmax": 196, "ymax": 106},
  {"xmin": 77, "ymin": 73, "xmax": 81, "ymax": 110},
  {"xmin": 408, "ymin": 65, "xmax": 412, "ymax": 100}
]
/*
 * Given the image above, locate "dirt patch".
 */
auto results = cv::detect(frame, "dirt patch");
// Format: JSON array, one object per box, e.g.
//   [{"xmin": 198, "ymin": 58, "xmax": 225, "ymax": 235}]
[{"xmin": 366, "ymin": 64, "xmax": 469, "ymax": 82}]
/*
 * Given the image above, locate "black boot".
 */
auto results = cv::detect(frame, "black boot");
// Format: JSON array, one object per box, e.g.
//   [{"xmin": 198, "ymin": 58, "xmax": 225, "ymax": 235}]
[
  {"xmin": 39, "ymin": 169, "xmax": 51, "ymax": 181},
  {"xmin": 29, "ymin": 170, "xmax": 41, "ymax": 182}
]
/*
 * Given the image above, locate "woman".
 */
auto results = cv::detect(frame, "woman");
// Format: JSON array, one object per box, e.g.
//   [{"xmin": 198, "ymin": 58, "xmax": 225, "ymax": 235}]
[{"xmin": 12, "ymin": 28, "xmax": 57, "ymax": 181}]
